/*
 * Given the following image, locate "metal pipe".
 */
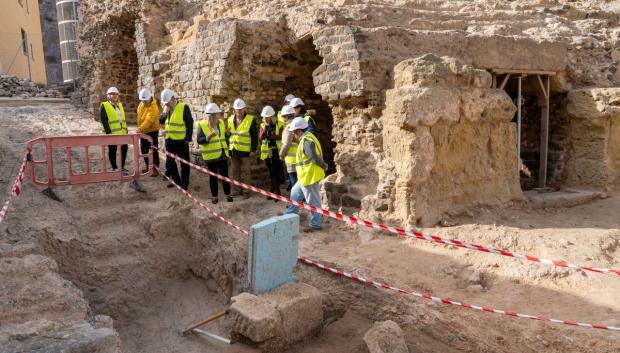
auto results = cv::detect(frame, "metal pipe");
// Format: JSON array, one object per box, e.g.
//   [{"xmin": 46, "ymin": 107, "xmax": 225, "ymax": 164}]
[
  {"xmin": 192, "ymin": 329, "xmax": 232, "ymax": 345},
  {"xmin": 517, "ymin": 75, "xmax": 522, "ymax": 173}
]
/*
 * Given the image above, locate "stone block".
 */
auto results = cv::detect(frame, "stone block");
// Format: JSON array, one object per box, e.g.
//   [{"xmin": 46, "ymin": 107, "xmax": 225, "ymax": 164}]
[
  {"xmin": 262, "ymin": 282, "xmax": 324, "ymax": 344},
  {"xmin": 363, "ymin": 320, "xmax": 409, "ymax": 353},
  {"xmin": 230, "ymin": 292, "xmax": 282, "ymax": 343}
]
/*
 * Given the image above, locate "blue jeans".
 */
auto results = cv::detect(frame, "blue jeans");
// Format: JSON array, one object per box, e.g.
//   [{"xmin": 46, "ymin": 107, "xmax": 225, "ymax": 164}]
[
  {"xmin": 286, "ymin": 181, "xmax": 322, "ymax": 229},
  {"xmin": 287, "ymin": 172, "xmax": 297, "ymax": 191}
]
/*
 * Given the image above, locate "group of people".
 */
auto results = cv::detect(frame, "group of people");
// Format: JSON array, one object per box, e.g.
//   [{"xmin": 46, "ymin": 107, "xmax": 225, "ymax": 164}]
[{"xmin": 99, "ymin": 87, "xmax": 327, "ymax": 231}]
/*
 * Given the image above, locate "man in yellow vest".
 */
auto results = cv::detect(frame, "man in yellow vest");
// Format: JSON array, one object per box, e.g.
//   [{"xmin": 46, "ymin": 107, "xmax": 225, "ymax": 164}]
[
  {"xmin": 137, "ymin": 88, "xmax": 160, "ymax": 176},
  {"xmin": 100, "ymin": 87, "xmax": 129, "ymax": 174},
  {"xmin": 197, "ymin": 103, "xmax": 233, "ymax": 204},
  {"xmin": 259, "ymin": 105, "xmax": 284, "ymax": 199},
  {"xmin": 278, "ymin": 104, "xmax": 298, "ymax": 191},
  {"xmin": 285, "ymin": 117, "xmax": 328, "ymax": 232},
  {"xmin": 226, "ymin": 98, "xmax": 258, "ymax": 199},
  {"xmin": 158, "ymin": 88, "xmax": 194, "ymax": 190}
]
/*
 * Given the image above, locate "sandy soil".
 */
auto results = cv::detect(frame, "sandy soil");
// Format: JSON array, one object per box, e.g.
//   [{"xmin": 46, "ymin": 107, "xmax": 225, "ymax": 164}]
[{"xmin": 1, "ymin": 101, "xmax": 619, "ymax": 352}]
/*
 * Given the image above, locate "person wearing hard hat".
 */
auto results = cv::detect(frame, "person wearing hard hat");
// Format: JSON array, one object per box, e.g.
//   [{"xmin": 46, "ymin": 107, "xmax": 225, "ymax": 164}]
[
  {"xmin": 285, "ymin": 117, "xmax": 328, "ymax": 232},
  {"xmin": 158, "ymin": 88, "xmax": 194, "ymax": 190},
  {"xmin": 137, "ymin": 88, "xmax": 160, "ymax": 177},
  {"xmin": 277, "ymin": 94, "xmax": 295, "ymax": 124},
  {"xmin": 289, "ymin": 97, "xmax": 317, "ymax": 134},
  {"xmin": 259, "ymin": 105, "xmax": 284, "ymax": 200},
  {"xmin": 197, "ymin": 103, "xmax": 233, "ymax": 204},
  {"xmin": 226, "ymin": 98, "xmax": 258, "ymax": 199},
  {"xmin": 278, "ymin": 104, "xmax": 298, "ymax": 191},
  {"xmin": 100, "ymin": 87, "xmax": 129, "ymax": 174}
]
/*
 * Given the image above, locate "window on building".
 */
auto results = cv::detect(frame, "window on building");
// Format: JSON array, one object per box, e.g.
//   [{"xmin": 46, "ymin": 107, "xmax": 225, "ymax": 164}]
[
  {"xmin": 20, "ymin": 29, "xmax": 28, "ymax": 55},
  {"xmin": 30, "ymin": 44, "xmax": 34, "ymax": 60}
]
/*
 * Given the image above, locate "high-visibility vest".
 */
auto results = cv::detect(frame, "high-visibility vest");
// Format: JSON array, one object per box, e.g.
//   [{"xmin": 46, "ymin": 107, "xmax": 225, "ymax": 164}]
[
  {"xmin": 165, "ymin": 102, "xmax": 187, "ymax": 140},
  {"xmin": 282, "ymin": 120, "xmax": 298, "ymax": 167},
  {"xmin": 100, "ymin": 101, "xmax": 127, "ymax": 134},
  {"xmin": 304, "ymin": 115, "xmax": 315, "ymax": 126},
  {"xmin": 199, "ymin": 119, "xmax": 229, "ymax": 161},
  {"xmin": 260, "ymin": 120, "xmax": 283, "ymax": 160},
  {"xmin": 227, "ymin": 114, "xmax": 254, "ymax": 152},
  {"xmin": 295, "ymin": 132, "xmax": 325, "ymax": 187}
]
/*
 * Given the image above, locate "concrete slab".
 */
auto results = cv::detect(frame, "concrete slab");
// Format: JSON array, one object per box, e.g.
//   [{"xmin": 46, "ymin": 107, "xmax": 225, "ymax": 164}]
[{"xmin": 248, "ymin": 214, "xmax": 299, "ymax": 294}]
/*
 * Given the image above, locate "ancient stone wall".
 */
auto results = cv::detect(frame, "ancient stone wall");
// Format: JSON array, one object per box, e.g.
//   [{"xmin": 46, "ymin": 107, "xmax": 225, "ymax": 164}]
[
  {"xmin": 75, "ymin": 0, "xmax": 620, "ymax": 224},
  {"xmin": 566, "ymin": 88, "xmax": 620, "ymax": 189}
]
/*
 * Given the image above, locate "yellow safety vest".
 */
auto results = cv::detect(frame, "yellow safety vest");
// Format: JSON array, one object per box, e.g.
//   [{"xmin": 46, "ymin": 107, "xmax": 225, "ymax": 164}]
[
  {"xmin": 282, "ymin": 120, "xmax": 299, "ymax": 167},
  {"xmin": 227, "ymin": 114, "xmax": 254, "ymax": 152},
  {"xmin": 100, "ymin": 101, "xmax": 127, "ymax": 134},
  {"xmin": 295, "ymin": 132, "xmax": 325, "ymax": 187},
  {"xmin": 199, "ymin": 120, "xmax": 229, "ymax": 161},
  {"xmin": 165, "ymin": 102, "xmax": 187, "ymax": 140},
  {"xmin": 304, "ymin": 115, "xmax": 315, "ymax": 126},
  {"xmin": 260, "ymin": 120, "xmax": 283, "ymax": 160}
]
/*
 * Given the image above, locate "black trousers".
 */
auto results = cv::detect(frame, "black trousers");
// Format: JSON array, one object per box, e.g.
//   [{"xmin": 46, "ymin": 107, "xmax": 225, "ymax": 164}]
[
  {"xmin": 108, "ymin": 144, "xmax": 127, "ymax": 170},
  {"xmin": 265, "ymin": 154, "xmax": 284, "ymax": 194},
  {"xmin": 165, "ymin": 139, "xmax": 190, "ymax": 188},
  {"xmin": 206, "ymin": 159, "xmax": 231, "ymax": 197},
  {"xmin": 140, "ymin": 131, "xmax": 160, "ymax": 167}
]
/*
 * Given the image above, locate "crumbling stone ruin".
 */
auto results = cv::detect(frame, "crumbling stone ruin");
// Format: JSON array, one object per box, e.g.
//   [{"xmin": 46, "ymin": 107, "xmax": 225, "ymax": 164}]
[{"xmin": 75, "ymin": 0, "xmax": 620, "ymax": 226}]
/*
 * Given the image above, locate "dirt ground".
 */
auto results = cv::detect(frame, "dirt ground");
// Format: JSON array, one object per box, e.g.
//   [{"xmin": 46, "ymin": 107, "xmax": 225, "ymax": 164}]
[{"xmin": 1, "ymin": 101, "xmax": 619, "ymax": 352}]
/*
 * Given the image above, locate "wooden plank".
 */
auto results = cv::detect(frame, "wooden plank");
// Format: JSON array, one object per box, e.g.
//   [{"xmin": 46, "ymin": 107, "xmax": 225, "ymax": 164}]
[
  {"xmin": 491, "ymin": 68, "xmax": 556, "ymax": 76},
  {"xmin": 499, "ymin": 74, "xmax": 511, "ymax": 90},
  {"xmin": 538, "ymin": 75, "xmax": 550, "ymax": 188},
  {"xmin": 536, "ymin": 74, "xmax": 548, "ymax": 102}
]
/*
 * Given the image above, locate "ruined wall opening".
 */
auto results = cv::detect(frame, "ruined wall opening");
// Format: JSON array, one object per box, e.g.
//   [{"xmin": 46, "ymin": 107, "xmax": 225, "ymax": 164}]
[
  {"xmin": 285, "ymin": 36, "xmax": 336, "ymax": 173},
  {"xmin": 90, "ymin": 20, "xmax": 140, "ymax": 123},
  {"xmin": 502, "ymin": 76, "xmax": 569, "ymax": 190}
]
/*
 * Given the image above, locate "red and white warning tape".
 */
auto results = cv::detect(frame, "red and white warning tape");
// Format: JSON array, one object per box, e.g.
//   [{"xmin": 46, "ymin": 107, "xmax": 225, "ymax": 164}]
[
  {"xmin": 155, "ymin": 166, "xmax": 249, "ymax": 235},
  {"xmin": 156, "ymin": 146, "xmax": 620, "ymax": 278},
  {"xmin": 155, "ymin": 175, "xmax": 620, "ymax": 332},
  {"xmin": 0, "ymin": 153, "xmax": 28, "ymax": 225},
  {"xmin": 298, "ymin": 256, "xmax": 620, "ymax": 331}
]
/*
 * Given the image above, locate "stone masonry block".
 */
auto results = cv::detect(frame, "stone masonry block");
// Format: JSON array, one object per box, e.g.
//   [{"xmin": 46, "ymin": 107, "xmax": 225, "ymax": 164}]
[
  {"xmin": 262, "ymin": 282, "xmax": 323, "ymax": 344},
  {"xmin": 230, "ymin": 292, "xmax": 282, "ymax": 343}
]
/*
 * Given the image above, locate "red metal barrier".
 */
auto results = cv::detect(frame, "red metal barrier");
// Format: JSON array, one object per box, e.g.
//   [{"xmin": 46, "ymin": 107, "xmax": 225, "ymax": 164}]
[{"xmin": 26, "ymin": 133, "xmax": 153, "ymax": 187}]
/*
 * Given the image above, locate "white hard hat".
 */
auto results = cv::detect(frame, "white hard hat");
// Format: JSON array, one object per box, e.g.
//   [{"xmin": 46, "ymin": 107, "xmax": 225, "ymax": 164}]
[
  {"xmin": 281, "ymin": 105, "xmax": 294, "ymax": 116},
  {"xmin": 161, "ymin": 88, "xmax": 175, "ymax": 104},
  {"xmin": 233, "ymin": 98, "xmax": 246, "ymax": 110},
  {"xmin": 138, "ymin": 88, "xmax": 152, "ymax": 101},
  {"xmin": 289, "ymin": 97, "xmax": 304, "ymax": 108},
  {"xmin": 261, "ymin": 105, "xmax": 276, "ymax": 118},
  {"xmin": 284, "ymin": 94, "xmax": 295, "ymax": 102},
  {"xmin": 204, "ymin": 102, "xmax": 221, "ymax": 114},
  {"xmin": 289, "ymin": 117, "xmax": 308, "ymax": 131},
  {"xmin": 107, "ymin": 87, "xmax": 119, "ymax": 94}
]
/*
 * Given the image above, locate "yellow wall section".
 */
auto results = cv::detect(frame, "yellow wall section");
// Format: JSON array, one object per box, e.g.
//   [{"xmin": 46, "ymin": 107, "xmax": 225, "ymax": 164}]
[{"xmin": 0, "ymin": 0, "xmax": 47, "ymax": 84}]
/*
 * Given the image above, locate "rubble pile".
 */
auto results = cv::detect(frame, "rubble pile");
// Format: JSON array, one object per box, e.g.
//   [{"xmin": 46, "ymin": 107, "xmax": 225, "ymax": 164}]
[{"xmin": 0, "ymin": 75, "xmax": 68, "ymax": 98}]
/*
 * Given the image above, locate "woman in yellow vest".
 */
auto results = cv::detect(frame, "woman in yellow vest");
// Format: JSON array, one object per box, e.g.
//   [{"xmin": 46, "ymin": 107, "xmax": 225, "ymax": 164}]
[
  {"xmin": 100, "ymin": 86, "xmax": 128, "ymax": 174},
  {"xmin": 259, "ymin": 105, "xmax": 284, "ymax": 200},
  {"xmin": 197, "ymin": 103, "xmax": 232, "ymax": 204},
  {"xmin": 285, "ymin": 117, "xmax": 329, "ymax": 232},
  {"xmin": 137, "ymin": 88, "xmax": 160, "ymax": 176},
  {"xmin": 278, "ymin": 104, "xmax": 297, "ymax": 191}
]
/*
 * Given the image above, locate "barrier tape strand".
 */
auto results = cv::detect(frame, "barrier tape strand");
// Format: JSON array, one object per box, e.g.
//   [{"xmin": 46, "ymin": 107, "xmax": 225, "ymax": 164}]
[
  {"xmin": 155, "ymin": 146, "xmax": 620, "ymax": 277},
  {"xmin": 0, "ymin": 153, "xmax": 28, "ymax": 225}
]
